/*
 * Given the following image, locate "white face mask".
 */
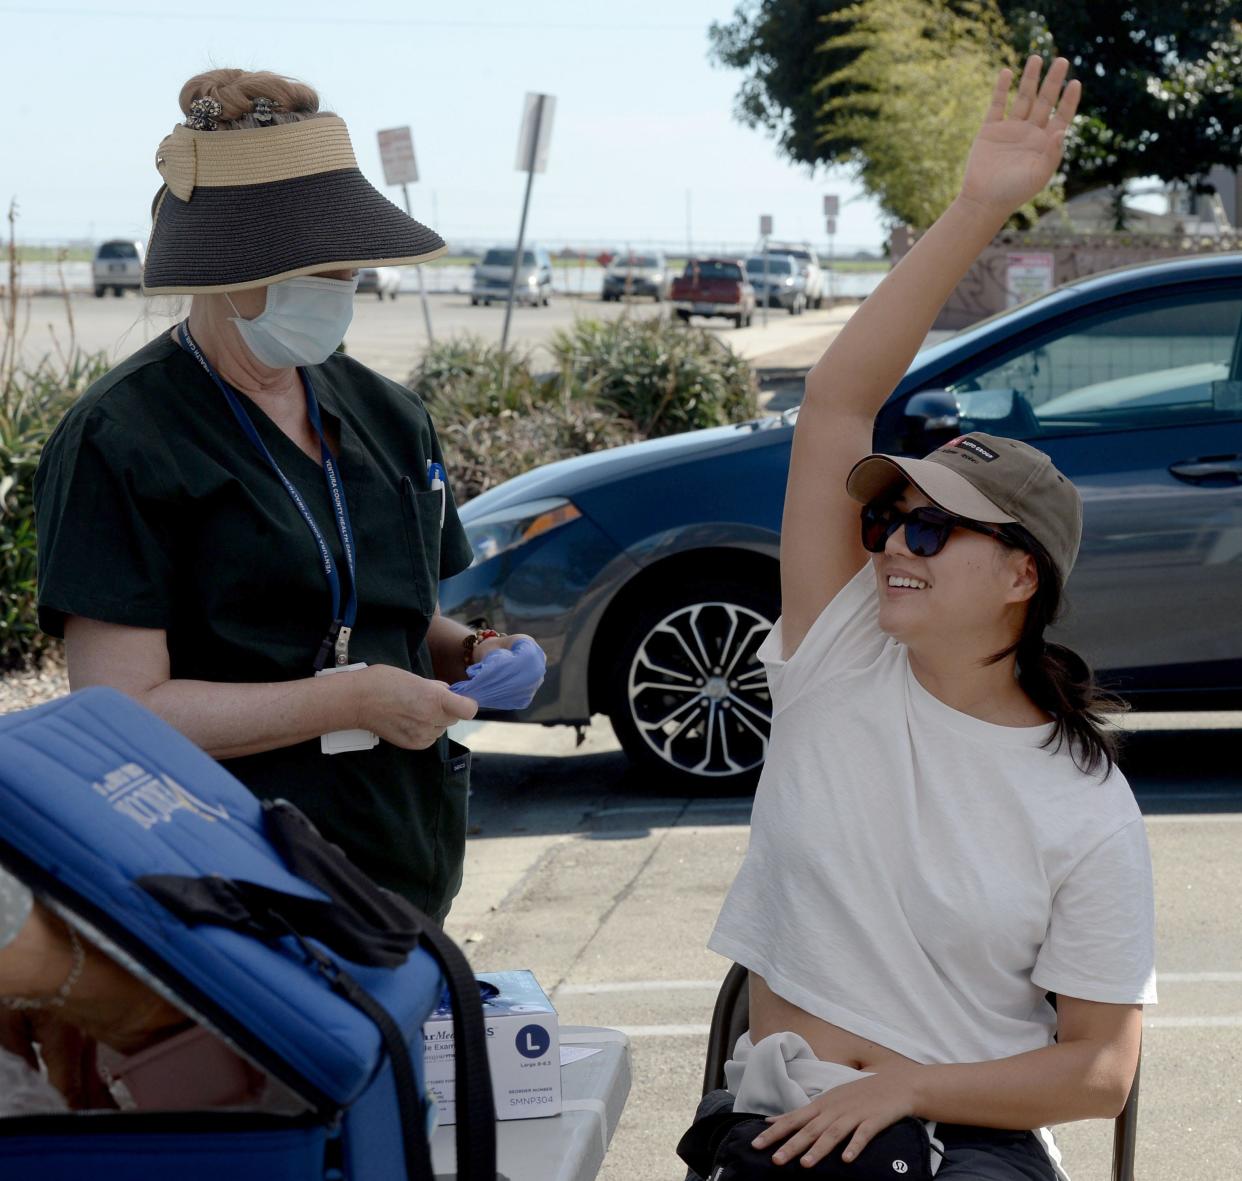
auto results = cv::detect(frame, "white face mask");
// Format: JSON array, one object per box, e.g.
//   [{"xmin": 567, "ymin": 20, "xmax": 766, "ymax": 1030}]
[{"xmin": 227, "ymin": 274, "xmax": 359, "ymax": 369}]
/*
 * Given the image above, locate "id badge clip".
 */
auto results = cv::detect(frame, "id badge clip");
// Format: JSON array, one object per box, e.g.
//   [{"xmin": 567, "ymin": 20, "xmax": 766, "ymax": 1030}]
[{"xmin": 316, "ymin": 626, "xmax": 379, "ymax": 754}]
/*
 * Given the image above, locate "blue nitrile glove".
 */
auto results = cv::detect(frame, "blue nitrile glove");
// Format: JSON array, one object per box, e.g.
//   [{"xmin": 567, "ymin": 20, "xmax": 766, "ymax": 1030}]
[{"xmin": 450, "ymin": 638, "xmax": 547, "ymax": 710}]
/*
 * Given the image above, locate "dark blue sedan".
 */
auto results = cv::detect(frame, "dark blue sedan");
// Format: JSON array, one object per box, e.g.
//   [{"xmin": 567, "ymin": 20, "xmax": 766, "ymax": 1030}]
[{"xmin": 442, "ymin": 253, "xmax": 1242, "ymax": 791}]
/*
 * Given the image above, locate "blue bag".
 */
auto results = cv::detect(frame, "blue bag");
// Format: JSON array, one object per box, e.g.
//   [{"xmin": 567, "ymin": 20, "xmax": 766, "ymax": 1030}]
[{"xmin": 0, "ymin": 687, "xmax": 495, "ymax": 1181}]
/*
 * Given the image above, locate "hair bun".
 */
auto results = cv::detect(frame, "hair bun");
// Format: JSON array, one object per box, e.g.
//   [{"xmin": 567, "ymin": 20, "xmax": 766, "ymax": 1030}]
[{"xmin": 178, "ymin": 69, "xmax": 320, "ymax": 128}]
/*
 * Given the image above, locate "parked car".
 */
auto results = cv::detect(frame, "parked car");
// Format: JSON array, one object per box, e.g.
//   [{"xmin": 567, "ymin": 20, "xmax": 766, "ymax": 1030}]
[
  {"xmin": 768, "ymin": 242, "xmax": 825, "ymax": 308},
  {"xmin": 745, "ymin": 254, "xmax": 807, "ymax": 314},
  {"xmin": 356, "ymin": 267, "xmax": 402, "ymax": 299},
  {"xmin": 471, "ymin": 246, "xmax": 553, "ymax": 307},
  {"xmin": 670, "ymin": 258, "xmax": 756, "ymax": 328},
  {"xmin": 92, "ymin": 239, "xmax": 144, "ymax": 297},
  {"xmin": 442, "ymin": 252, "xmax": 1242, "ymax": 792},
  {"xmin": 602, "ymin": 252, "xmax": 670, "ymax": 302}
]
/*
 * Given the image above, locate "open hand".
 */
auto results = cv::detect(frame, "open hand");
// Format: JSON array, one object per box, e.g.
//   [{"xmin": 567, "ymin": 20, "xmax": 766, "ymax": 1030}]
[
  {"xmin": 749, "ymin": 1067, "xmax": 921, "ymax": 1168},
  {"xmin": 959, "ymin": 55, "xmax": 1081, "ymax": 219}
]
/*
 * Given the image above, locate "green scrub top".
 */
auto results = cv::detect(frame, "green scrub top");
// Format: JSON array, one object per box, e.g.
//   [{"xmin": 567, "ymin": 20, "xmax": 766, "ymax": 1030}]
[{"xmin": 34, "ymin": 333, "xmax": 476, "ymax": 921}]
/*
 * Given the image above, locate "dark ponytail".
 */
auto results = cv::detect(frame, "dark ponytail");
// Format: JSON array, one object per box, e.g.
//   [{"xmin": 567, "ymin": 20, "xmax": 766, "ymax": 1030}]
[{"xmin": 986, "ymin": 527, "xmax": 1124, "ymax": 778}]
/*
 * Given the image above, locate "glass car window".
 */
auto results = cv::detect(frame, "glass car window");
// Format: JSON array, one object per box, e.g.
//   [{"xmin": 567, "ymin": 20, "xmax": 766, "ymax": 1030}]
[
  {"xmin": 946, "ymin": 294, "xmax": 1242, "ymax": 438},
  {"xmin": 691, "ymin": 262, "xmax": 743, "ymax": 281},
  {"xmin": 97, "ymin": 242, "xmax": 137, "ymax": 260},
  {"xmin": 746, "ymin": 258, "xmax": 793, "ymax": 274},
  {"xmin": 482, "ymin": 249, "xmax": 536, "ymax": 266}
]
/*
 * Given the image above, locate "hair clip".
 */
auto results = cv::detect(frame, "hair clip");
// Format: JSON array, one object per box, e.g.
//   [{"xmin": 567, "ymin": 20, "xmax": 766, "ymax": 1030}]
[
  {"xmin": 252, "ymin": 97, "xmax": 279, "ymax": 124},
  {"xmin": 185, "ymin": 96, "xmax": 222, "ymax": 131}
]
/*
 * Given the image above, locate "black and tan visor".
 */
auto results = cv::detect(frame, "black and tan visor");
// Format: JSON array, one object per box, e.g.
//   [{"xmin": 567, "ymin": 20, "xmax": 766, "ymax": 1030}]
[{"xmin": 142, "ymin": 115, "xmax": 446, "ymax": 294}]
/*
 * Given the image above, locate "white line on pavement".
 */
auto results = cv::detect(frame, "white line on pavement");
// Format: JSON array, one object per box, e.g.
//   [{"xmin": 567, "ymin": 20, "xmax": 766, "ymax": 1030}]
[
  {"xmin": 609, "ymin": 1017, "xmax": 1242, "ymax": 1038},
  {"xmin": 1144, "ymin": 814, "xmax": 1242, "ymax": 824},
  {"xmin": 555, "ymin": 980, "xmax": 722, "ymax": 996},
  {"xmin": 614, "ymin": 1024, "xmax": 712, "ymax": 1038},
  {"xmin": 1158, "ymin": 972, "xmax": 1242, "ymax": 983},
  {"xmin": 557, "ymin": 973, "xmax": 1242, "ymax": 996}
]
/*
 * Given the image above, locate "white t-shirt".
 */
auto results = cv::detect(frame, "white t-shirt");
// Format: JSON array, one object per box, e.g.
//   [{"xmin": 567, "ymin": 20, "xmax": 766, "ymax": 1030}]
[{"xmin": 709, "ymin": 565, "xmax": 1157, "ymax": 1067}]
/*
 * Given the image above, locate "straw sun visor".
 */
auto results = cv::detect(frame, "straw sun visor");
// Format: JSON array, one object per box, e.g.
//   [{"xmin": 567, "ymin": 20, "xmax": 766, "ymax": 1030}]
[
  {"xmin": 143, "ymin": 115, "xmax": 446, "ymax": 295},
  {"xmin": 846, "ymin": 454, "xmax": 1018, "ymax": 524}
]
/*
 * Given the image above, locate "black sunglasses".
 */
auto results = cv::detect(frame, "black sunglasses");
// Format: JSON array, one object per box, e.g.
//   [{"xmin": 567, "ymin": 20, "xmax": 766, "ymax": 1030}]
[{"xmin": 860, "ymin": 501, "xmax": 1010, "ymax": 558}]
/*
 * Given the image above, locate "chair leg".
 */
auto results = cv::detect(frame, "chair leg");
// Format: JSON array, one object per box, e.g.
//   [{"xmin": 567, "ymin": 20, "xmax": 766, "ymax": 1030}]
[{"xmin": 1111, "ymin": 1056, "xmax": 1140, "ymax": 1181}]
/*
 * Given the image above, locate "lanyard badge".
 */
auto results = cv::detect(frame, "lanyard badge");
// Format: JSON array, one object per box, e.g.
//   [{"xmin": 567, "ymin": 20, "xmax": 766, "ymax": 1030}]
[{"xmin": 178, "ymin": 323, "xmax": 358, "ymax": 671}]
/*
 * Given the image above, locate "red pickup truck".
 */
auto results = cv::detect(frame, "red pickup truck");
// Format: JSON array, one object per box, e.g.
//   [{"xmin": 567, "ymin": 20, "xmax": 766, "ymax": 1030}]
[{"xmin": 670, "ymin": 258, "xmax": 755, "ymax": 329}]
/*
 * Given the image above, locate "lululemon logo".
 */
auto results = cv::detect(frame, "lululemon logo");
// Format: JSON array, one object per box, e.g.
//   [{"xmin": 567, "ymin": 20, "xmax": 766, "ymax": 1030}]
[
  {"xmin": 516, "ymin": 1024, "xmax": 551, "ymax": 1059},
  {"xmin": 892, "ymin": 1161, "xmax": 909, "ymax": 1174}
]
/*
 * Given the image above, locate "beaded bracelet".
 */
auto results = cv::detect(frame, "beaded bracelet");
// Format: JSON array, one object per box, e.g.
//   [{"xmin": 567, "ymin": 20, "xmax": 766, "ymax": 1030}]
[
  {"xmin": 1, "ymin": 918, "xmax": 86, "ymax": 1012},
  {"xmin": 462, "ymin": 628, "xmax": 502, "ymax": 661}
]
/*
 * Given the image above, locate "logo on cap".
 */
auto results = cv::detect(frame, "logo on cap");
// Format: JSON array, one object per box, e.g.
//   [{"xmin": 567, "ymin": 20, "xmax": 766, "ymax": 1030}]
[{"xmin": 942, "ymin": 436, "xmax": 999, "ymax": 463}]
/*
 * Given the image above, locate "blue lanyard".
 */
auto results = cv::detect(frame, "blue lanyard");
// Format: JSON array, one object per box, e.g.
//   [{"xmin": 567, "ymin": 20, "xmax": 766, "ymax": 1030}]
[{"xmin": 178, "ymin": 322, "xmax": 358, "ymax": 671}]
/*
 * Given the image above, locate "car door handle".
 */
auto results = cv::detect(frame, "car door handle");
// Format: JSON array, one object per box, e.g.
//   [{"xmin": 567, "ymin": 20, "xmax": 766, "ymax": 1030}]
[{"xmin": 1169, "ymin": 456, "xmax": 1242, "ymax": 485}]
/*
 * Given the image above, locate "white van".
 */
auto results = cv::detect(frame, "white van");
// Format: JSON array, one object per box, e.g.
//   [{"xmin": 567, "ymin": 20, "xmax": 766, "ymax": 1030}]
[{"xmin": 92, "ymin": 240, "xmax": 144, "ymax": 297}]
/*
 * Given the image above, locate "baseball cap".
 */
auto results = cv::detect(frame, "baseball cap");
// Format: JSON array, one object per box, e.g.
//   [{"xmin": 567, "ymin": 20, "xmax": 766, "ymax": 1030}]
[{"xmin": 845, "ymin": 432, "xmax": 1082, "ymax": 580}]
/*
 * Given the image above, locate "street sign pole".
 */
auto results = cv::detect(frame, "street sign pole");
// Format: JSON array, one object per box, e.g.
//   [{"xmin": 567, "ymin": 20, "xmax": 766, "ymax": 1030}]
[
  {"xmin": 823, "ymin": 195, "xmax": 840, "ymax": 306},
  {"xmin": 400, "ymin": 182, "xmax": 434, "ymax": 342},
  {"xmin": 502, "ymin": 93, "xmax": 555, "ymax": 353},
  {"xmin": 759, "ymin": 214, "xmax": 773, "ymax": 329},
  {"xmin": 377, "ymin": 126, "xmax": 433, "ymax": 343}
]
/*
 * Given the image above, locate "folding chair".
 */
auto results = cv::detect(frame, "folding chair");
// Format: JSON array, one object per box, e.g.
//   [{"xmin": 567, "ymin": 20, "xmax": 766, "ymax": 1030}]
[{"xmin": 702, "ymin": 963, "xmax": 1140, "ymax": 1181}]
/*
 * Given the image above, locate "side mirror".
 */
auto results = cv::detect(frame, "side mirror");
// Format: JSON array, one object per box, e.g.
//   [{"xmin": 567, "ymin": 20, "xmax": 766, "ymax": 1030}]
[{"xmin": 901, "ymin": 390, "xmax": 961, "ymax": 453}]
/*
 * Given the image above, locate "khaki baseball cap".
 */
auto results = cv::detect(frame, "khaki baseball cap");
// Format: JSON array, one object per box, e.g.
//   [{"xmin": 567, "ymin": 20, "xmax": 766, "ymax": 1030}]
[{"xmin": 846, "ymin": 432, "xmax": 1082, "ymax": 580}]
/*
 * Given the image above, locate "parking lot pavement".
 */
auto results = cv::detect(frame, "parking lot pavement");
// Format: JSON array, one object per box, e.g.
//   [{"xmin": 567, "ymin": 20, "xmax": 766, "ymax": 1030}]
[
  {"xmin": 445, "ymin": 714, "xmax": 1242, "ymax": 1181},
  {"xmin": 11, "ymin": 292, "xmax": 855, "ymax": 385}
]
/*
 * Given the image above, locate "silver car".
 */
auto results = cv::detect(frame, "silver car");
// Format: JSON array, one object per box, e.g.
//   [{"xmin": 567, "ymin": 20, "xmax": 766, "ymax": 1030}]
[
  {"xmin": 93, "ymin": 239, "xmax": 144, "ymax": 297},
  {"xmin": 745, "ymin": 254, "xmax": 808, "ymax": 314},
  {"xmin": 471, "ymin": 246, "xmax": 553, "ymax": 307}
]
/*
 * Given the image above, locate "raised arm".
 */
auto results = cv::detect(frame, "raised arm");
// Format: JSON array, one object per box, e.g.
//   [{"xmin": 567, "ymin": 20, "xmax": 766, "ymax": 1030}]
[{"xmin": 777, "ymin": 56, "xmax": 1080, "ymax": 657}]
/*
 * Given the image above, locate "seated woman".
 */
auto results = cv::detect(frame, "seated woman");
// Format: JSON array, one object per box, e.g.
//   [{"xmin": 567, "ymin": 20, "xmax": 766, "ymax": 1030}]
[
  {"xmin": 0, "ymin": 866, "xmax": 186, "ymax": 1110},
  {"xmin": 704, "ymin": 57, "xmax": 1154, "ymax": 1179}
]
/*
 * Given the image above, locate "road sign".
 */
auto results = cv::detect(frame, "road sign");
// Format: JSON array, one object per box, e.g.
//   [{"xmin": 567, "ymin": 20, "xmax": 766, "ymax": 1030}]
[
  {"xmin": 759, "ymin": 214, "xmax": 773, "ymax": 237},
  {"xmin": 823, "ymin": 194, "xmax": 839, "ymax": 217},
  {"xmin": 515, "ymin": 93, "xmax": 556, "ymax": 174},
  {"xmin": 596, "ymin": 251, "xmax": 615, "ymax": 267},
  {"xmin": 377, "ymin": 126, "xmax": 418, "ymax": 186},
  {"xmin": 825, "ymin": 217, "xmax": 837, "ymax": 236}
]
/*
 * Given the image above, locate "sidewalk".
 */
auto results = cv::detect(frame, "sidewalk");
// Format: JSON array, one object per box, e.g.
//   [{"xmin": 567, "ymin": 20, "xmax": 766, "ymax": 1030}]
[{"xmin": 728, "ymin": 303, "xmax": 858, "ymax": 369}]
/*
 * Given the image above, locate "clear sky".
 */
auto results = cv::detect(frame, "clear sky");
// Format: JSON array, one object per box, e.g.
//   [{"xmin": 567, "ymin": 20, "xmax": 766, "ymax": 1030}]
[{"xmin": 1, "ymin": 0, "xmax": 888, "ymax": 255}]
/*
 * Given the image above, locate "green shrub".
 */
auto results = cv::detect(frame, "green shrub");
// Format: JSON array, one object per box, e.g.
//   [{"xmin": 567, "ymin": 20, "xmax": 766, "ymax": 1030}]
[
  {"xmin": 0, "ymin": 352, "xmax": 109, "ymax": 671},
  {"xmin": 440, "ymin": 403, "xmax": 640, "ymax": 504},
  {"xmin": 549, "ymin": 316, "xmax": 759, "ymax": 437},
  {"xmin": 406, "ymin": 335, "xmax": 548, "ymax": 424}
]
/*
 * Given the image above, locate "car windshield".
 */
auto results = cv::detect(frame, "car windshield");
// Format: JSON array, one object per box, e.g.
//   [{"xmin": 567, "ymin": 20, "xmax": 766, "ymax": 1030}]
[
  {"xmin": 482, "ymin": 249, "xmax": 536, "ymax": 267},
  {"xmin": 746, "ymin": 258, "xmax": 793, "ymax": 275},
  {"xmin": 97, "ymin": 242, "xmax": 137, "ymax": 260},
  {"xmin": 689, "ymin": 262, "xmax": 742, "ymax": 281},
  {"xmin": 612, "ymin": 256, "xmax": 659, "ymax": 269}
]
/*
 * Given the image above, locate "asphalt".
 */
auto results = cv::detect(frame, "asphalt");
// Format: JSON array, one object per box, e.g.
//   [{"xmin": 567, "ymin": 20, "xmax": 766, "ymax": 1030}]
[{"xmin": 9, "ymin": 291, "xmax": 859, "ymax": 386}]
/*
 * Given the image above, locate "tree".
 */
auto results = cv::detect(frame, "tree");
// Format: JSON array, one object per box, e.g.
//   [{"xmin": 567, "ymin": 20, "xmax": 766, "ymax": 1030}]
[
  {"xmin": 816, "ymin": 0, "xmax": 1051, "ymax": 228},
  {"xmin": 1007, "ymin": 3, "xmax": 1242, "ymax": 198},
  {"xmin": 709, "ymin": 0, "xmax": 1242, "ymax": 203}
]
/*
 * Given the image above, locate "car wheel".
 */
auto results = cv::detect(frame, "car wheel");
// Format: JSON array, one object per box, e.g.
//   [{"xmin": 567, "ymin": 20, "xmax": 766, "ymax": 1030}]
[
  {"xmin": 93, "ymin": 286, "xmax": 105, "ymax": 298},
  {"xmin": 675, "ymin": 309, "xmax": 690, "ymax": 323},
  {"xmin": 112, "ymin": 286, "xmax": 124, "ymax": 297},
  {"xmin": 607, "ymin": 578, "xmax": 777, "ymax": 794}
]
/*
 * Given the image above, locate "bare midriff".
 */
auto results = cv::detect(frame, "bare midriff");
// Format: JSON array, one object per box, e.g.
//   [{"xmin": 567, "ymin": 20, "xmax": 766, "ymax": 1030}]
[{"xmin": 749, "ymin": 972, "xmax": 920, "ymax": 1072}]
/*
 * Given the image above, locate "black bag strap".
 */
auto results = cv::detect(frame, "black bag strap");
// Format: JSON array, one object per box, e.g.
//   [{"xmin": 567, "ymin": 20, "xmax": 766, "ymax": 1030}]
[{"xmin": 137, "ymin": 799, "xmax": 497, "ymax": 1181}]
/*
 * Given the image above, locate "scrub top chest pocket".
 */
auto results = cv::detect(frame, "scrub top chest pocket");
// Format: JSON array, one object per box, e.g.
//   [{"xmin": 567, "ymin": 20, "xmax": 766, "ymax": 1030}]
[{"xmin": 400, "ymin": 475, "xmax": 444, "ymax": 616}]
